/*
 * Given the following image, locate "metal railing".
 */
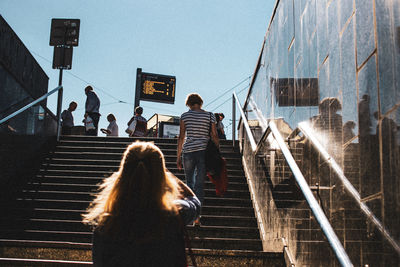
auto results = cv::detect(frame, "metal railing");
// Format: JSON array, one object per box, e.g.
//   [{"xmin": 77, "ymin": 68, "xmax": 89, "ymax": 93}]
[
  {"xmin": 298, "ymin": 121, "xmax": 400, "ymax": 255},
  {"xmin": 232, "ymin": 92, "xmax": 353, "ymax": 267},
  {"xmin": 0, "ymin": 86, "xmax": 63, "ymax": 140}
]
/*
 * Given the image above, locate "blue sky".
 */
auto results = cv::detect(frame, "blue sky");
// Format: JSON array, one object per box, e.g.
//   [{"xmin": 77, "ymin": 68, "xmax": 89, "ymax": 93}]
[{"xmin": 1, "ymin": 0, "xmax": 274, "ymax": 137}]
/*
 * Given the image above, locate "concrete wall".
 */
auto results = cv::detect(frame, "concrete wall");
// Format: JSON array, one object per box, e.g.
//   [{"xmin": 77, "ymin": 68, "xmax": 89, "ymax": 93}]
[{"xmin": 241, "ymin": 0, "xmax": 400, "ymax": 266}]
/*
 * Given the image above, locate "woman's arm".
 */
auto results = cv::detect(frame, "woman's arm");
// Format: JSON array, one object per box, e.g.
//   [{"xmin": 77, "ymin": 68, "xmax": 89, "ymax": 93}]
[
  {"xmin": 172, "ymin": 175, "xmax": 201, "ymax": 224},
  {"xmin": 176, "ymin": 120, "xmax": 186, "ymax": 170}
]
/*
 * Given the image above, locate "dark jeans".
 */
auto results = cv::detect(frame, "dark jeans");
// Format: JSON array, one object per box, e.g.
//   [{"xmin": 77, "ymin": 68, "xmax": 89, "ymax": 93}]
[
  {"xmin": 183, "ymin": 150, "xmax": 206, "ymax": 204},
  {"xmin": 86, "ymin": 112, "xmax": 100, "ymax": 136}
]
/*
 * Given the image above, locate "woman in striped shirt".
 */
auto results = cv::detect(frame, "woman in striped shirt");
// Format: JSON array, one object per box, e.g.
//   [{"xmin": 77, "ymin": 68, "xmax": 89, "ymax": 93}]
[{"xmin": 177, "ymin": 93, "xmax": 219, "ymax": 224}]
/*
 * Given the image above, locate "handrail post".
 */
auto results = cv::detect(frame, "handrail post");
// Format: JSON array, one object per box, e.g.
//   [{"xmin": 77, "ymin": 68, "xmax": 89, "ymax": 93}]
[
  {"xmin": 232, "ymin": 94, "xmax": 236, "ymax": 147},
  {"xmin": 233, "ymin": 92, "xmax": 257, "ymax": 151},
  {"xmin": 56, "ymin": 69, "xmax": 63, "ymax": 141}
]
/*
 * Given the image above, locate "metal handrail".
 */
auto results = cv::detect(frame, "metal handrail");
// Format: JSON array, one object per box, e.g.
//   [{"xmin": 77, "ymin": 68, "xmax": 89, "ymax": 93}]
[
  {"xmin": 233, "ymin": 92, "xmax": 257, "ymax": 151},
  {"xmin": 0, "ymin": 86, "xmax": 63, "ymax": 139},
  {"xmin": 298, "ymin": 121, "xmax": 400, "ymax": 255},
  {"xmin": 232, "ymin": 92, "xmax": 353, "ymax": 267}
]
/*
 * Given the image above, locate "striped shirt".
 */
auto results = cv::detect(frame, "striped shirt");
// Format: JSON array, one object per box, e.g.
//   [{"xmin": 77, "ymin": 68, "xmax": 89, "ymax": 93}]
[{"xmin": 180, "ymin": 110, "xmax": 216, "ymax": 153}]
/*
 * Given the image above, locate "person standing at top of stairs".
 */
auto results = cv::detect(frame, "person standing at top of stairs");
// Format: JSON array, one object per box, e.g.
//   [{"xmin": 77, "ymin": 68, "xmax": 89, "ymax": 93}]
[
  {"xmin": 84, "ymin": 85, "xmax": 101, "ymax": 136},
  {"xmin": 126, "ymin": 106, "xmax": 148, "ymax": 137},
  {"xmin": 177, "ymin": 93, "xmax": 219, "ymax": 225},
  {"xmin": 61, "ymin": 101, "xmax": 77, "ymax": 135}
]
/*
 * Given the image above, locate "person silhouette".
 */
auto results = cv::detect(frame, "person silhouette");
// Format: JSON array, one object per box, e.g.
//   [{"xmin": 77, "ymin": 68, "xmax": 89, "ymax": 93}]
[{"xmin": 83, "ymin": 142, "xmax": 200, "ymax": 266}]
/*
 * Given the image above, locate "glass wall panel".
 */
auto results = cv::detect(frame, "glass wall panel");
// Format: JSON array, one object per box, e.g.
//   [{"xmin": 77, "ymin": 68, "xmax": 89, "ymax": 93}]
[
  {"xmin": 355, "ymin": 0, "xmax": 375, "ymax": 66},
  {"xmin": 316, "ymin": 0, "xmax": 328, "ymax": 66},
  {"xmin": 241, "ymin": 0, "xmax": 400, "ymax": 265},
  {"xmin": 341, "ymin": 18, "xmax": 358, "ymax": 143},
  {"xmin": 376, "ymin": 0, "xmax": 397, "ymax": 114},
  {"xmin": 339, "ymin": 0, "xmax": 354, "ymax": 30}
]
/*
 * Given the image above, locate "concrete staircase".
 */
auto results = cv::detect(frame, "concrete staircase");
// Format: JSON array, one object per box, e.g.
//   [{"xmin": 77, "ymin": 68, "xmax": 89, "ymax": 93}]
[{"xmin": 0, "ymin": 136, "xmax": 285, "ymax": 266}]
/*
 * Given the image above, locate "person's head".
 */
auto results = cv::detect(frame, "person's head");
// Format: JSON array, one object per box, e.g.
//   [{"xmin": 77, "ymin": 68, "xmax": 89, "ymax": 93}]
[
  {"xmin": 362, "ymin": 94, "xmax": 370, "ymax": 101},
  {"xmin": 83, "ymin": 142, "xmax": 180, "ymax": 235},
  {"xmin": 107, "ymin": 114, "xmax": 116, "ymax": 122},
  {"xmin": 219, "ymin": 113, "xmax": 225, "ymax": 120},
  {"xmin": 344, "ymin": 121, "xmax": 356, "ymax": 129},
  {"xmin": 135, "ymin": 106, "xmax": 143, "ymax": 115},
  {"xmin": 185, "ymin": 93, "xmax": 203, "ymax": 108},
  {"xmin": 319, "ymin": 97, "xmax": 341, "ymax": 114},
  {"xmin": 214, "ymin": 113, "xmax": 220, "ymax": 122},
  {"xmin": 374, "ymin": 111, "xmax": 379, "ymax": 120},
  {"xmin": 85, "ymin": 85, "xmax": 93, "ymax": 95},
  {"xmin": 69, "ymin": 101, "xmax": 77, "ymax": 111}
]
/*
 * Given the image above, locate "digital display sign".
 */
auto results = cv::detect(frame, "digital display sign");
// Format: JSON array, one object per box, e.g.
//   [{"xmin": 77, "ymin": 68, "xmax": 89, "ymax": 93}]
[
  {"xmin": 50, "ymin": 19, "xmax": 80, "ymax": 47},
  {"xmin": 139, "ymin": 72, "xmax": 176, "ymax": 104}
]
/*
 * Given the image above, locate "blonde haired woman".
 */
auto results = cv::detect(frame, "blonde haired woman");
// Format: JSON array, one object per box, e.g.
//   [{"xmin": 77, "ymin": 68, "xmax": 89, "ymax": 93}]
[{"xmin": 83, "ymin": 142, "xmax": 200, "ymax": 266}]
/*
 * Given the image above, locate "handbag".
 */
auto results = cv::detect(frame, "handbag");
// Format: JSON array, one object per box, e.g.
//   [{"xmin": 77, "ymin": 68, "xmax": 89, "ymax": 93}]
[
  {"xmin": 205, "ymin": 113, "xmax": 222, "ymax": 176},
  {"xmin": 85, "ymin": 116, "xmax": 95, "ymax": 131},
  {"xmin": 125, "ymin": 118, "xmax": 136, "ymax": 135}
]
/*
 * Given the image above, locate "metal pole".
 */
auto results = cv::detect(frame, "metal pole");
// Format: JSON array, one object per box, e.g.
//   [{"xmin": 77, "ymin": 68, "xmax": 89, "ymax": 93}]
[
  {"xmin": 56, "ymin": 69, "xmax": 63, "ymax": 141},
  {"xmin": 134, "ymin": 68, "xmax": 142, "ymax": 109},
  {"xmin": 232, "ymin": 93, "xmax": 236, "ymax": 147}
]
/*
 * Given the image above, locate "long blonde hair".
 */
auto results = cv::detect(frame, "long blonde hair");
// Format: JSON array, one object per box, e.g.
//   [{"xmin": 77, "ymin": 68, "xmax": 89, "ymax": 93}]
[{"xmin": 83, "ymin": 142, "xmax": 180, "ymax": 238}]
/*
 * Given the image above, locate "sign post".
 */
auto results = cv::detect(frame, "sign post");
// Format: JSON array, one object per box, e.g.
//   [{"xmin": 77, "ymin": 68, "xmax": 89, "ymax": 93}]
[
  {"xmin": 49, "ymin": 18, "xmax": 80, "ymax": 140},
  {"xmin": 134, "ymin": 68, "xmax": 142, "ymax": 108}
]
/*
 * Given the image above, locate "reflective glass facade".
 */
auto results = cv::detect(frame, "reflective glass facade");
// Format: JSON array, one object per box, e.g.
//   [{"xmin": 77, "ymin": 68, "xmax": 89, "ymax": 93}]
[{"xmin": 241, "ymin": 0, "xmax": 400, "ymax": 266}]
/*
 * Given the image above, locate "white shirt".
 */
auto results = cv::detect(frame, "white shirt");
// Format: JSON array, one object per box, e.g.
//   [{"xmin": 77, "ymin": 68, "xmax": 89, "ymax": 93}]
[{"xmin": 107, "ymin": 120, "xmax": 118, "ymax": 136}]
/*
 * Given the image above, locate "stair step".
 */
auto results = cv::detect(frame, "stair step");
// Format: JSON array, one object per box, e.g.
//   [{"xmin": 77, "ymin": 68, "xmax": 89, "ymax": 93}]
[
  {"xmin": 43, "ymin": 158, "xmax": 244, "ymax": 170},
  {"xmin": 58, "ymin": 139, "xmax": 238, "ymax": 152},
  {"xmin": 24, "ymin": 183, "xmax": 251, "ymax": 199},
  {"xmin": 54, "ymin": 146, "xmax": 241, "ymax": 158},
  {"xmin": 38, "ymin": 164, "xmax": 245, "ymax": 176},
  {"xmin": 51, "ymin": 151, "xmax": 242, "ymax": 162},
  {"xmin": 0, "ymin": 222, "xmax": 260, "ymax": 241},
  {"xmin": 190, "ymin": 237, "xmax": 262, "ymax": 250},
  {"xmin": 36, "ymin": 170, "xmax": 247, "ymax": 183},
  {"xmin": 0, "ymin": 249, "xmax": 283, "ymax": 267},
  {"xmin": 2, "ymin": 205, "xmax": 256, "ymax": 220},
  {"xmin": 11, "ymin": 196, "xmax": 253, "ymax": 210},
  {"xmin": 0, "ymin": 257, "xmax": 92, "ymax": 266},
  {"xmin": 19, "ymin": 189, "xmax": 251, "ymax": 202},
  {"xmin": 0, "ymin": 228, "xmax": 262, "ymax": 251},
  {"xmin": 30, "ymin": 176, "xmax": 250, "ymax": 190},
  {"xmin": 1, "ymin": 215, "xmax": 257, "ymax": 234},
  {"xmin": 58, "ymin": 135, "xmax": 237, "ymax": 145}
]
